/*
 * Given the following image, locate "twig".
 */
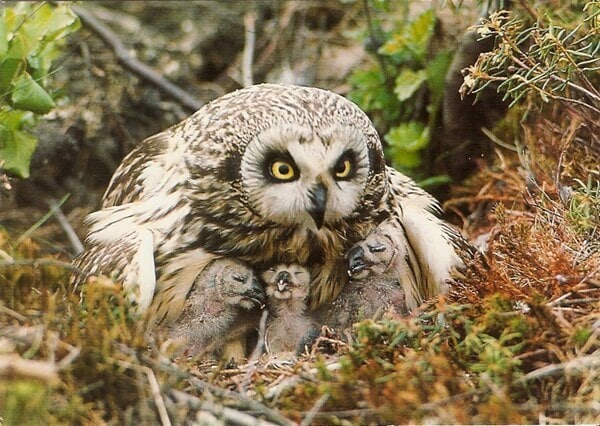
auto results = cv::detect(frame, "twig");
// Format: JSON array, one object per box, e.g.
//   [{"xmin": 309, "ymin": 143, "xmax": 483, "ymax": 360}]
[
  {"xmin": 419, "ymin": 387, "xmax": 487, "ymax": 412},
  {"xmin": 0, "ymin": 354, "xmax": 60, "ymax": 384},
  {"xmin": 116, "ymin": 360, "xmax": 172, "ymax": 426},
  {"xmin": 307, "ymin": 408, "xmax": 379, "ymax": 420},
  {"xmin": 56, "ymin": 344, "xmax": 82, "ymax": 370},
  {"xmin": 516, "ymin": 353, "xmax": 600, "ymax": 384},
  {"xmin": 0, "ymin": 304, "xmax": 27, "ymax": 322},
  {"xmin": 242, "ymin": 9, "xmax": 256, "ymax": 88},
  {"xmin": 15, "ymin": 194, "xmax": 69, "ymax": 247},
  {"xmin": 188, "ymin": 376, "xmax": 294, "ymax": 426},
  {"xmin": 145, "ymin": 348, "xmax": 291, "ymax": 425},
  {"xmin": 46, "ymin": 198, "xmax": 84, "ymax": 256},
  {"xmin": 265, "ymin": 361, "xmax": 341, "ymax": 400},
  {"xmin": 170, "ymin": 389, "xmax": 279, "ymax": 426},
  {"xmin": 300, "ymin": 393, "xmax": 329, "ymax": 426},
  {"xmin": 0, "ymin": 258, "xmax": 86, "ymax": 276},
  {"xmin": 71, "ymin": 5, "xmax": 203, "ymax": 112},
  {"xmin": 143, "ymin": 365, "xmax": 172, "ymax": 426}
]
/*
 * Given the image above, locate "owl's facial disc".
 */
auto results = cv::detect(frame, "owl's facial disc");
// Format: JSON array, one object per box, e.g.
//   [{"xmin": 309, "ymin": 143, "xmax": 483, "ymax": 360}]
[{"xmin": 241, "ymin": 124, "xmax": 370, "ymax": 229}]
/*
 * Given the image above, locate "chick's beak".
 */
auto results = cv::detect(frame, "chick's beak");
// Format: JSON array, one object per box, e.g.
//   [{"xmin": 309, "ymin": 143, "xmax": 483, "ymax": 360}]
[
  {"xmin": 347, "ymin": 245, "xmax": 368, "ymax": 277},
  {"xmin": 308, "ymin": 183, "xmax": 328, "ymax": 229},
  {"xmin": 243, "ymin": 277, "xmax": 266, "ymax": 309},
  {"xmin": 276, "ymin": 271, "xmax": 291, "ymax": 292}
]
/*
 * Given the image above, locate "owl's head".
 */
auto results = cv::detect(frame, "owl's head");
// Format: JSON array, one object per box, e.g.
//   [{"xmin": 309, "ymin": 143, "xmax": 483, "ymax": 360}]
[
  {"xmin": 216, "ymin": 84, "xmax": 387, "ymax": 231},
  {"xmin": 242, "ymin": 123, "xmax": 376, "ymax": 229}
]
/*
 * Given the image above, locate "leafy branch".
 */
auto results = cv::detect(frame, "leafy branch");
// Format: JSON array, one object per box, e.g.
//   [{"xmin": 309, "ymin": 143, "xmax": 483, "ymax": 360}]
[
  {"xmin": 0, "ymin": 2, "xmax": 80, "ymax": 178},
  {"xmin": 347, "ymin": 0, "xmax": 452, "ymax": 179},
  {"xmin": 461, "ymin": 6, "xmax": 600, "ymax": 116}
]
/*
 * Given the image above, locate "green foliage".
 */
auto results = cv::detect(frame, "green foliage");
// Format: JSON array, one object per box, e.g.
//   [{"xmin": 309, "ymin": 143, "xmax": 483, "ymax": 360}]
[
  {"xmin": 348, "ymin": 1, "xmax": 453, "ymax": 180},
  {"xmin": 567, "ymin": 176, "xmax": 600, "ymax": 234},
  {"xmin": 1, "ymin": 381, "xmax": 52, "ymax": 425},
  {"xmin": 0, "ymin": 3, "xmax": 80, "ymax": 178},
  {"xmin": 461, "ymin": 3, "xmax": 600, "ymax": 113}
]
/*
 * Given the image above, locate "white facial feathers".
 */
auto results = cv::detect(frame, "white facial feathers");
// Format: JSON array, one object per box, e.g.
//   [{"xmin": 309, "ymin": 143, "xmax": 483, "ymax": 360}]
[{"xmin": 240, "ymin": 123, "xmax": 370, "ymax": 228}]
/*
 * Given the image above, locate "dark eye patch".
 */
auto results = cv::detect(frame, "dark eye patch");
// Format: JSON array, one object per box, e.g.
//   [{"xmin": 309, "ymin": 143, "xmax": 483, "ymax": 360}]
[
  {"xmin": 333, "ymin": 149, "xmax": 358, "ymax": 180},
  {"xmin": 262, "ymin": 151, "xmax": 300, "ymax": 183}
]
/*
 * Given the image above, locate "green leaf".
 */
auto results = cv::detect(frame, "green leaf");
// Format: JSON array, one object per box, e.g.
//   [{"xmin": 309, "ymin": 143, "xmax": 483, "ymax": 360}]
[
  {"xmin": 418, "ymin": 174, "xmax": 452, "ymax": 188},
  {"xmin": 11, "ymin": 72, "xmax": 55, "ymax": 114},
  {"xmin": 379, "ymin": 9, "xmax": 436, "ymax": 63},
  {"xmin": 0, "ymin": 58, "xmax": 25, "ymax": 93},
  {"xmin": 407, "ymin": 9, "xmax": 436, "ymax": 56},
  {"xmin": 387, "ymin": 146, "xmax": 422, "ymax": 169},
  {"xmin": 6, "ymin": 32, "xmax": 31, "ymax": 59},
  {"xmin": 385, "ymin": 122, "xmax": 430, "ymax": 169},
  {"xmin": 426, "ymin": 51, "xmax": 453, "ymax": 105},
  {"xmin": 385, "ymin": 122, "xmax": 430, "ymax": 152},
  {"xmin": 0, "ymin": 18, "xmax": 8, "ymax": 56},
  {"xmin": 28, "ymin": 4, "xmax": 80, "ymax": 75},
  {"xmin": 0, "ymin": 123, "xmax": 9, "ymax": 143},
  {"xmin": 348, "ymin": 67, "xmax": 401, "ymax": 121},
  {"xmin": 0, "ymin": 126, "xmax": 38, "ymax": 178},
  {"xmin": 394, "ymin": 68, "xmax": 427, "ymax": 102},
  {"xmin": 0, "ymin": 108, "xmax": 34, "ymax": 130},
  {"xmin": 2, "ymin": 6, "xmax": 22, "ymax": 33}
]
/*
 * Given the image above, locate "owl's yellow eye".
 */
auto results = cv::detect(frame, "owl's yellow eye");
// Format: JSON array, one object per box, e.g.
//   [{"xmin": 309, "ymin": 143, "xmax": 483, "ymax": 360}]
[
  {"xmin": 334, "ymin": 159, "xmax": 352, "ymax": 179},
  {"xmin": 270, "ymin": 160, "xmax": 296, "ymax": 181}
]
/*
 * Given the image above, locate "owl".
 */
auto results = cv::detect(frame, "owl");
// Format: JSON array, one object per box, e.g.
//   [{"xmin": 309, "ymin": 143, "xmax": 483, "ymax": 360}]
[
  {"xmin": 73, "ymin": 84, "xmax": 469, "ymax": 327},
  {"xmin": 166, "ymin": 258, "xmax": 265, "ymax": 359},
  {"xmin": 262, "ymin": 264, "xmax": 317, "ymax": 354}
]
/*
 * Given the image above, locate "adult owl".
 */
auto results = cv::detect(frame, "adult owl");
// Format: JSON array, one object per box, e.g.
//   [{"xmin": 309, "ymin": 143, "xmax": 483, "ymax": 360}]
[{"xmin": 74, "ymin": 84, "xmax": 469, "ymax": 324}]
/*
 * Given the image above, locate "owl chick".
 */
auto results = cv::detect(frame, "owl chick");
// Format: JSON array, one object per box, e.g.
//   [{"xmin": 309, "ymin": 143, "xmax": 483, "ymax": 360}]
[
  {"xmin": 314, "ymin": 221, "xmax": 410, "ymax": 333},
  {"xmin": 73, "ymin": 84, "xmax": 472, "ymax": 330},
  {"xmin": 262, "ymin": 264, "xmax": 318, "ymax": 355},
  {"xmin": 167, "ymin": 258, "xmax": 265, "ymax": 359}
]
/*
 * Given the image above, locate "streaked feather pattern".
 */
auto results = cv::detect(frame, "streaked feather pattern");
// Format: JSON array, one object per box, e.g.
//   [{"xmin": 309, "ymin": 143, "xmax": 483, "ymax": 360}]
[{"xmin": 73, "ymin": 84, "xmax": 473, "ymax": 326}]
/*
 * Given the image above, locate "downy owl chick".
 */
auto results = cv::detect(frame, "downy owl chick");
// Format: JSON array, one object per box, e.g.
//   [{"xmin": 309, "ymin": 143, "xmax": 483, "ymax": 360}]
[
  {"xmin": 167, "ymin": 258, "xmax": 265, "ymax": 359},
  {"xmin": 314, "ymin": 221, "xmax": 410, "ymax": 334},
  {"xmin": 262, "ymin": 264, "xmax": 317, "ymax": 355}
]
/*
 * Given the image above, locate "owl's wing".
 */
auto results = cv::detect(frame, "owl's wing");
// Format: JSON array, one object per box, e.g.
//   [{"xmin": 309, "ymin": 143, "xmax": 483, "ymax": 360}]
[
  {"xmin": 390, "ymin": 229, "xmax": 424, "ymax": 311},
  {"xmin": 73, "ymin": 227, "xmax": 156, "ymax": 311},
  {"xmin": 385, "ymin": 166, "xmax": 474, "ymax": 303},
  {"xmin": 101, "ymin": 129, "xmax": 187, "ymax": 208},
  {"xmin": 75, "ymin": 124, "xmax": 208, "ymax": 314}
]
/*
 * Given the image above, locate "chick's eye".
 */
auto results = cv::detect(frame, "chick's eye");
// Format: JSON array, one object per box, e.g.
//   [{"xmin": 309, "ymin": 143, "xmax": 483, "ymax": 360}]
[
  {"xmin": 270, "ymin": 160, "xmax": 296, "ymax": 181},
  {"xmin": 232, "ymin": 274, "xmax": 246, "ymax": 283},
  {"xmin": 334, "ymin": 158, "xmax": 352, "ymax": 179}
]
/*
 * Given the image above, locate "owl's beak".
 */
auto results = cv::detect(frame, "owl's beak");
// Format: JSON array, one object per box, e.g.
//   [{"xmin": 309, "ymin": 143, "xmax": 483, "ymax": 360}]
[{"xmin": 308, "ymin": 183, "xmax": 328, "ymax": 229}]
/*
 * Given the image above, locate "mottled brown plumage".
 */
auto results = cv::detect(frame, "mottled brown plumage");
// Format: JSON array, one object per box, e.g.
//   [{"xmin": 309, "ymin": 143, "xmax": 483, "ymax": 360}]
[
  {"xmin": 73, "ymin": 84, "xmax": 471, "ymax": 331},
  {"xmin": 166, "ymin": 258, "xmax": 264, "ymax": 358},
  {"xmin": 314, "ymin": 222, "xmax": 410, "ymax": 333}
]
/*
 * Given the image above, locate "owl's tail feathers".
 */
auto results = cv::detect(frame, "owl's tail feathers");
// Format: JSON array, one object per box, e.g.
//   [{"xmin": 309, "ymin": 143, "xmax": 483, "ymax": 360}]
[{"xmin": 70, "ymin": 229, "xmax": 157, "ymax": 313}]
